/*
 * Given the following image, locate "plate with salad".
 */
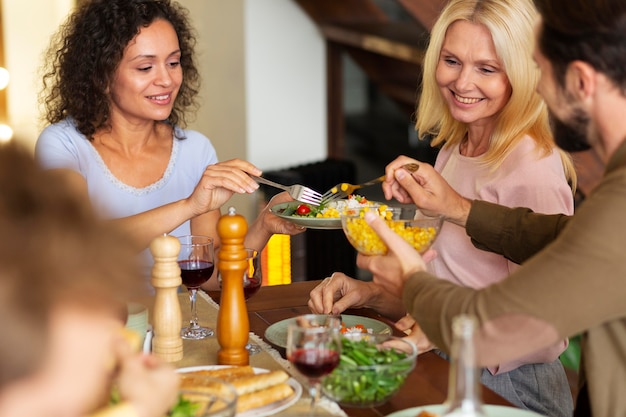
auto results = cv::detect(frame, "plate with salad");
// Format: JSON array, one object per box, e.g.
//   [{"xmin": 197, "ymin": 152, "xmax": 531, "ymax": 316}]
[
  {"xmin": 269, "ymin": 195, "xmax": 377, "ymax": 230},
  {"xmin": 264, "ymin": 314, "xmax": 392, "ymax": 349}
]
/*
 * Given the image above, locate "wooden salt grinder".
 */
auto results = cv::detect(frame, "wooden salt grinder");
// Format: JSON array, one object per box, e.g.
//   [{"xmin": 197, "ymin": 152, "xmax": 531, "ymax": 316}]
[
  {"xmin": 216, "ymin": 207, "xmax": 249, "ymax": 365},
  {"xmin": 149, "ymin": 234, "xmax": 184, "ymax": 362}
]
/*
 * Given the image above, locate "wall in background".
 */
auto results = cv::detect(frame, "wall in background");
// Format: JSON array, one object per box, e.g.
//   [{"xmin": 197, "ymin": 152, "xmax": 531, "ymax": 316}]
[
  {"xmin": 2, "ymin": 0, "xmax": 74, "ymax": 147},
  {"xmin": 182, "ymin": 0, "xmax": 327, "ymax": 218},
  {"xmin": 1, "ymin": 0, "xmax": 327, "ymax": 221}
]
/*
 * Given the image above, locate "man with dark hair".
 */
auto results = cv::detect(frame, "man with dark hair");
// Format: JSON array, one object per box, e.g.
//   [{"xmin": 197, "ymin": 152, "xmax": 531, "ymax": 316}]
[{"xmin": 355, "ymin": 0, "xmax": 626, "ymax": 416}]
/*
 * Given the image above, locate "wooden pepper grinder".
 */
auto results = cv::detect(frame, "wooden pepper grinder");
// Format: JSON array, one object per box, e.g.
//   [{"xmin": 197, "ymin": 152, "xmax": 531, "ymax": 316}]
[
  {"xmin": 149, "ymin": 234, "xmax": 184, "ymax": 362},
  {"xmin": 216, "ymin": 207, "xmax": 250, "ymax": 365}
]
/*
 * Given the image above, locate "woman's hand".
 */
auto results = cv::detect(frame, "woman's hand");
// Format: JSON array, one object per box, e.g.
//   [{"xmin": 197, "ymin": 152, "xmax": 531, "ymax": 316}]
[
  {"xmin": 383, "ymin": 156, "xmax": 472, "ymax": 226},
  {"xmin": 394, "ymin": 314, "xmax": 435, "ymax": 354},
  {"xmin": 257, "ymin": 192, "xmax": 308, "ymax": 236},
  {"xmin": 187, "ymin": 159, "xmax": 262, "ymax": 216}
]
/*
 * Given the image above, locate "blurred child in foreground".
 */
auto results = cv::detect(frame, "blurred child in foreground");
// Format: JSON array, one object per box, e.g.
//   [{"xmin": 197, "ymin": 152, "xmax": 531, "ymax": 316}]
[{"xmin": 0, "ymin": 141, "xmax": 178, "ymax": 417}]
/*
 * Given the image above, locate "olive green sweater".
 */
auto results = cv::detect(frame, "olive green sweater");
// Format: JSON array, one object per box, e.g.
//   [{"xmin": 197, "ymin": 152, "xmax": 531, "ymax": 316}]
[{"xmin": 404, "ymin": 141, "xmax": 626, "ymax": 417}]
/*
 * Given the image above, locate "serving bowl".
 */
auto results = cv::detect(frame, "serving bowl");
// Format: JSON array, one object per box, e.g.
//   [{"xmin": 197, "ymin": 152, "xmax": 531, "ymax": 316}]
[
  {"xmin": 341, "ymin": 206, "xmax": 443, "ymax": 255},
  {"xmin": 321, "ymin": 333, "xmax": 417, "ymax": 407}
]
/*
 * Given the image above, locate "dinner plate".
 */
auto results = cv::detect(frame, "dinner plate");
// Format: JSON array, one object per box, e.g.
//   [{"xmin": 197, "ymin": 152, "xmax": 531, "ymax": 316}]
[
  {"xmin": 269, "ymin": 202, "xmax": 342, "ymax": 230},
  {"xmin": 178, "ymin": 365, "xmax": 302, "ymax": 417},
  {"xmin": 264, "ymin": 314, "xmax": 393, "ymax": 349},
  {"xmin": 385, "ymin": 404, "xmax": 545, "ymax": 417}
]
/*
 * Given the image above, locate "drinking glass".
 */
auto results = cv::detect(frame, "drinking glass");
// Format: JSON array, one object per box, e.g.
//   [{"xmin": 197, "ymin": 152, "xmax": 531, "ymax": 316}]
[
  {"xmin": 286, "ymin": 315, "xmax": 342, "ymax": 412},
  {"xmin": 178, "ymin": 235, "xmax": 215, "ymax": 339},
  {"xmin": 217, "ymin": 248, "xmax": 263, "ymax": 354}
]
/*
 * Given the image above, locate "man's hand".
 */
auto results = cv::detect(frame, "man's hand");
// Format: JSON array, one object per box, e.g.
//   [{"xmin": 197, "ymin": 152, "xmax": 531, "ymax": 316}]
[
  {"xmin": 382, "ymin": 156, "xmax": 472, "ymax": 227},
  {"xmin": 357, "ymin": 211, "xmax": 428, "ymax": 299}
]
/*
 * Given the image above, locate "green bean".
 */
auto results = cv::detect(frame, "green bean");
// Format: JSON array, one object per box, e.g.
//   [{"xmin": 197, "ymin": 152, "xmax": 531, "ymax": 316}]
[{"xmin": 322, "ymin": 336, "xmax": 414, "ymax": 405}]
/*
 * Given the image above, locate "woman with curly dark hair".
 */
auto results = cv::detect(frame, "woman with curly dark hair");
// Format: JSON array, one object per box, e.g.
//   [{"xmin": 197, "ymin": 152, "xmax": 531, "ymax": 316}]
[{"xmin": 35, "ymin": 0, "xmax": 305, "ymax": 292}]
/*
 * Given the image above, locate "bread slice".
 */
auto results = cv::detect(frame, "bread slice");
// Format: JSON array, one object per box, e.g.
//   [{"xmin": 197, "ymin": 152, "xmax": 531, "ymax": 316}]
[{"xmin": 237, "ymin": 382, "xmax": 295, "ymax": 412}]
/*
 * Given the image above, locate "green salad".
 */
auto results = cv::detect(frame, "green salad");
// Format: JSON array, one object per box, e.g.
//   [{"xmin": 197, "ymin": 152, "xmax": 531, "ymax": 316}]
[
  {"xmin": 281, "ymin": 195, "xmax": 371, "ymax": 218},
  {"xmin": 110, "ymin": 388, "xmax": 200, "ymax": 417},
  {"xmin": 322, "ymin": 335, "xmax": 414, "ymax": 406}
]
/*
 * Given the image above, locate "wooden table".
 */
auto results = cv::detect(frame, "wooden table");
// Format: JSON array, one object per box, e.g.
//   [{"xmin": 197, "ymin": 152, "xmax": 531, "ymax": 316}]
[{"xmin": 210, "ymin": 280, "xmax": 512, "ymax": 417}]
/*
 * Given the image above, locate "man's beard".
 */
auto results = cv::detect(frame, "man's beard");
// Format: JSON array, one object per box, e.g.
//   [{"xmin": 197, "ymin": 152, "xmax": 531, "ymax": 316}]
[{"xmin": 550, "ymin": 107, "xmax": 591, "ymax": 153}]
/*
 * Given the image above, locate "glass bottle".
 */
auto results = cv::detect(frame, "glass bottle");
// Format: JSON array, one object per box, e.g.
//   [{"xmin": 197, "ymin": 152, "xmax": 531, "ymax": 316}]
[{"xmin": 442, "ymin": 314, "xmax": 487, "ymax": 417}]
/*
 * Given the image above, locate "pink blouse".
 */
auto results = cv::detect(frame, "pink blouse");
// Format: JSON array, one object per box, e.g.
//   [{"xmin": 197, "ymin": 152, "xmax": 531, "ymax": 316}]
[{"xmin": 430, "ymin": 135, "xmax": 574, "ymax": 374}]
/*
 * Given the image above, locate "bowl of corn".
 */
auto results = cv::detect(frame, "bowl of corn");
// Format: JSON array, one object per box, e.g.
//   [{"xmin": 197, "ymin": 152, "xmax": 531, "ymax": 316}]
[{"xmin": 340, "ymin": 206, "xmax": 443, "ymax": 255}]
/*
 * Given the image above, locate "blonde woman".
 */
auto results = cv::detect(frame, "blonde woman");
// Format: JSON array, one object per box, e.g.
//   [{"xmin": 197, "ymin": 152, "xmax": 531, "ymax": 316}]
[{"xmin": 310, "ymin": 0, "xmax": 575, "ymax": 414}]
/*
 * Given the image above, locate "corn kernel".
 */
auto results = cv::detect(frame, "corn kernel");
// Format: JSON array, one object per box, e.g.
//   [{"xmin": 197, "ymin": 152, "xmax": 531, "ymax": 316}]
[{"xmin": 342, "ymin": 210, "xmax": 439, "ymax": 255}]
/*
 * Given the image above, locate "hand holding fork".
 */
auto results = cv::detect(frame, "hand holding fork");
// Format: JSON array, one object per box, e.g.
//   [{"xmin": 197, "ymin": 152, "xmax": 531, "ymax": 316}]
[
  {"xmin": 252, "ymin": 176, "xmax": 322, "ymax": 206},
  {"xmin": 320, "ymin": 163, "xmax": 419, "ymax": 204}
]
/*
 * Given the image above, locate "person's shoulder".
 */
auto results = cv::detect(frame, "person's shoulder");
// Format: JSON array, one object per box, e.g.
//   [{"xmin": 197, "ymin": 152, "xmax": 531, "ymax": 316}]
[
  {"xmin": 173, "ymin": 127, "xmax": 217, "ymax": 164},
  {"xmin": 174, "ymin": 127, "xmax": 211, "ymax": 145},
  {"xmin": 39, "ymin": 118, "xmax": 85, "ymax": 141},
  {"xmin": 507, "ymin": 135, "xmax": 561, "ymax": 164},
  {"xmin": 37, "ymin": 118, "xmax": 87, "ymax": 153},
  {"xmin": 511, "ymin": 134, "xmax": 540, "ymax": 154}
]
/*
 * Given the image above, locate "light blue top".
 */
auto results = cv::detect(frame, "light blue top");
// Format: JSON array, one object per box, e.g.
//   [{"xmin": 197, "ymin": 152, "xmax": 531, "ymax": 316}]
[{"xmin": 35, "ymin": 119, "xmax": 219, "ymax": 282}]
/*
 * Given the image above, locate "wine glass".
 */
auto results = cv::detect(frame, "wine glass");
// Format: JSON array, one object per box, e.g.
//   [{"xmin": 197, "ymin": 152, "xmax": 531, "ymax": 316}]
[
  {"xmin": 286, "ymin": 315, "xmax": 342, "ymax": 412},
  {"xmin": 177, "ymin": 235, "xmax": 215, "ymax": 340},
  {"xmin": 217, "ymin": 248, "xmax": 263, "ymax": 354}
]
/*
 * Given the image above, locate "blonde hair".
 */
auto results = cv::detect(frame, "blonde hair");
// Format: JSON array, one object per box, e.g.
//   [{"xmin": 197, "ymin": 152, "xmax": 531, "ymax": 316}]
[{"xmin": 416, "ymin": 0, "xmax": 576, "ymax": 191}]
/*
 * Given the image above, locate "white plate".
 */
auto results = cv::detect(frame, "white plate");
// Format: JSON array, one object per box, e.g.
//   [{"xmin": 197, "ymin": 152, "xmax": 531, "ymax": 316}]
[
  {"xmin": 386, "ymin": 404, "xmax": 546, "ymax": 417},
  {"xmin": 264, "ymin": 314, "xmax": 392, "ymax": 349},
  {"xmin": 270, "ymin": 202, "xmax": 342, "ymax": 230},
  {"xmin": 178, "ymin": 365, "xmax": 302, "ymax": 417}
]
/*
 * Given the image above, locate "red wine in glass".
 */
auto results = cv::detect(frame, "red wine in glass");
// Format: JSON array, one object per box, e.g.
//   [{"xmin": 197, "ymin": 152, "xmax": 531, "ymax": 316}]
[
  {"xmin": 177, "ymin": 235, "xmax": 214, "ymax": 340},
  {"xmin": 179, "ymin": 260, "xmax": 214, "ymax": 289},
  {"xmin": 290, "ymin": 348, "xmax": 340, "ymax": 379},
  {"xmin": 287, "ymin": 318, "xmax": 342, "ymax": 412},
  {"xmin": 243, "ymin": 275, "xmax": 262, "ymax": 300}
]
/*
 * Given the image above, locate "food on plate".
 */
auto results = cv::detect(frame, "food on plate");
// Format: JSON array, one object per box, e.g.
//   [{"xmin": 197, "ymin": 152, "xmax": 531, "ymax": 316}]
[
  {"xmin": 280, "ymin": 195, "xmax": 375, "ymax": 219},
  {"xmin": 417, "ymin": 411, "xmax": 441, "ymax": 417},
  {"xmin": 228, "ymin": 370, "xmax": 290, "ymax": 395},
  {"xmin": 181, "ymin": 365, "xmax": 255, "ymax": 381},
  {"xmin": 180, "ymin": 367, "xmax": 294, "ymax": 413},
  {"xmin": 237, "ymin": 383, "xmax": 294, "ymax": 412},
  {"xmin": 295, "ymin": 204, "xmax": 311, "ymax": 215},
  {"xmin": 340, "ymin": 322, "xmax": 372, "ymax": 334}
]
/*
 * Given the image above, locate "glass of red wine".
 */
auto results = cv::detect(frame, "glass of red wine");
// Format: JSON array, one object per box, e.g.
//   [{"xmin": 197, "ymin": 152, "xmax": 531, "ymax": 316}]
[
  {"xmin": 177, "ymin": 235, "xmax": 215, "ymax": 340},
  {"xmin": 217, "ymin": 248, "xmax": 263, "ymax": 354},
  {"xmin": 286, "ymin": 315, "xmax": 342, "ymax": 412}
]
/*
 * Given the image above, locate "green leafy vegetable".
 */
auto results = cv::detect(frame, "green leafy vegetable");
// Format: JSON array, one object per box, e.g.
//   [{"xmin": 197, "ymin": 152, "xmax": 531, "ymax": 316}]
[
  {"xmin": 110, "ymin": 389, "xmax": 199, "ymax": 417},
  {"xmin": 282, "ymin": 202, "xmax": 327, "ymax": 218},
  {"xmin": 168, "ymin": 395, "xmax": 201, "ymax": 417},
  {"xmin": 322, "ymin": 336, "xmax": 414, "ymax": 405}
]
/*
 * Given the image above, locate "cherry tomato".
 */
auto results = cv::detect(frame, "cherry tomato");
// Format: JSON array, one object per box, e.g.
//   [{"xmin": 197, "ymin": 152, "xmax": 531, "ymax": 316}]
[{"xmin": 296, "ymin": 204, "xmax": 311, "ymax": 215}]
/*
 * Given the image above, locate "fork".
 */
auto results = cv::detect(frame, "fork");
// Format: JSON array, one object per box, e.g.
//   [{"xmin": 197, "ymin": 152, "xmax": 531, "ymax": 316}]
[
  {"xmin": 319, "ymin": 163, "xmax": 419, "ymax": 204},
  {"xmin": 252, "ymin": 176, "xmax": 323, "ymax": 206}
]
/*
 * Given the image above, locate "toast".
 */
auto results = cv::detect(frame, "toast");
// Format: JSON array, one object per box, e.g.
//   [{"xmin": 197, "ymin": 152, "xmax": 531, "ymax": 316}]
[{"xmin": 179, "ymin": 366, "xmax": 295, "ymax": 413}]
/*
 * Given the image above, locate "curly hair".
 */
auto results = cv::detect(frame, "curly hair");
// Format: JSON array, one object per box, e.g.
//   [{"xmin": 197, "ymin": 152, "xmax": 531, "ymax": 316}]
[{"xmin": 40, "ymin": 0, "xmax": 200, "ymax": 140}]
